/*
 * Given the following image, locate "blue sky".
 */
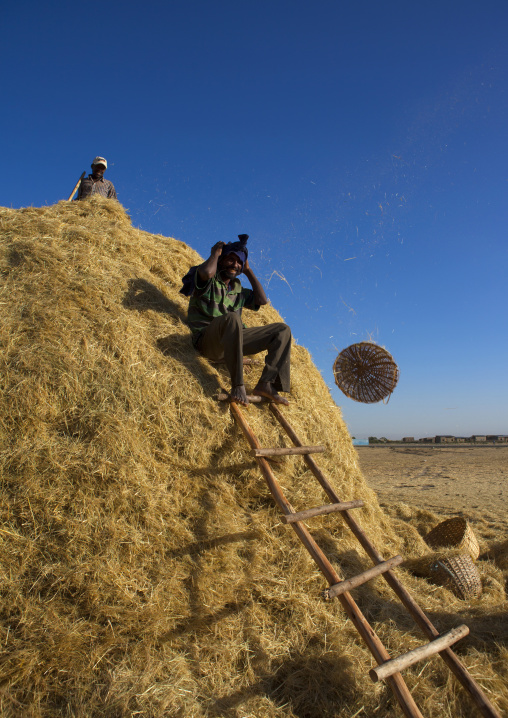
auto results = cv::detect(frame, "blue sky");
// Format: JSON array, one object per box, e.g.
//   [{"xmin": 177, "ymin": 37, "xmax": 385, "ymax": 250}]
[{"xmin": 2, "ymin": 0, "xmax": 507, "ymax": 439}]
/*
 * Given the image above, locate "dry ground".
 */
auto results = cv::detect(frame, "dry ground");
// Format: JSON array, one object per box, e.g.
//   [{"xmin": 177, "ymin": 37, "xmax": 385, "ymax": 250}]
[{"xmin": 356, "ymin": 444, "xmax": 508, "ymax": 538}]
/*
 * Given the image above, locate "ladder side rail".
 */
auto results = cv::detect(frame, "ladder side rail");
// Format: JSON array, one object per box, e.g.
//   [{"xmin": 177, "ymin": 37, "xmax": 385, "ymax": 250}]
[
  {"xmin": 230, "ymin": 402, "xmax": 425, "ymax": 718},
  {"xmin": 269, "ymin": 404, "xmax": 502, "ymax": 718}
]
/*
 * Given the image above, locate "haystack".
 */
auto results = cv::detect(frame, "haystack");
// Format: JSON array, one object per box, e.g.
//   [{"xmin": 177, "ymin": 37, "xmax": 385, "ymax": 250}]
[{"xmin": 0, "ymin": 197, "xmax": 506, "ymax": 717}]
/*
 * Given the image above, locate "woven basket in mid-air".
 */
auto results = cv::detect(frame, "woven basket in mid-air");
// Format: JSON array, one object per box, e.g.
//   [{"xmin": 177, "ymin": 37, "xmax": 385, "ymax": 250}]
[{"xmin": 333, "ymin": 342, "xmax": 399, "ymax": 403}]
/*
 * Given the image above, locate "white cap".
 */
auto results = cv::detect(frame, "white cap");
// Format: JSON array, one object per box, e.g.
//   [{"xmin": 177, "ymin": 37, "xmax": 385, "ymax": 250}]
[{"xmin": 92, "ymin": 156, "xmax": 107, "ymax": 168}]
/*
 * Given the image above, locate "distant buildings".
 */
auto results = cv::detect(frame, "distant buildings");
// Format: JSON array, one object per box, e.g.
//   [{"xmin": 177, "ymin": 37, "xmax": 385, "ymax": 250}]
[
  {"xmin": 353, "ymin": 435, "xmax": 507, "ymax": 445},
  {"xmin": 421, "ymin": 435, "xmax": 507, "ymax": 444}
]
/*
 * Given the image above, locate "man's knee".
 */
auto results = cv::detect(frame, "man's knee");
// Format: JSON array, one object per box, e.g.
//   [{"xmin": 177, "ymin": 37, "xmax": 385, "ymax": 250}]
[
  {"xmin": 222, "ymin": 312, "xmax": 243, "ymax": 331},
  {"xmin": 274, "ymin": 322, "xmax": 291, "ymax": 340}
]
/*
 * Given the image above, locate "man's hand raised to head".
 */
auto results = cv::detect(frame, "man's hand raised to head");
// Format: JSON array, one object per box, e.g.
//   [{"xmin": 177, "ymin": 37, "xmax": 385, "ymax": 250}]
[
  {"xmin": 198, "ymin": 242, "xmax": 225, "ymax": 282},
  {"xmin": 211, "ymin": 241, "xmax": 225, "ymax": 256}
]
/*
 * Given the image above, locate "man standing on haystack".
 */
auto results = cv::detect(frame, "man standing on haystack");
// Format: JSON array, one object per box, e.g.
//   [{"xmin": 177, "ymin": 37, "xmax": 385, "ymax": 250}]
[
  {"xmin": 181, "ymin": 235, "xmax": 291, "ymax": 406},
  {"xmin": 76, "ymin": 156, "xmax": 117, "ymax": 200}
]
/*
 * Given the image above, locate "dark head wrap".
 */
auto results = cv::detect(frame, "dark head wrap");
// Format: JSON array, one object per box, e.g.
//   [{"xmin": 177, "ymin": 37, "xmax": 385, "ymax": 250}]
[
  {"xmin": 180, "ymin": 234, "xmax": 249, "ymax": 296},
  {"xmin": 219, "ymin": 233, "xmax": 249, "ymax": 267}
]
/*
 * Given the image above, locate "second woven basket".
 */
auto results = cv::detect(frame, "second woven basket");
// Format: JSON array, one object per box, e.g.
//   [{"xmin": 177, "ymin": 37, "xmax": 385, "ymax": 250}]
[
  {"xmin": 430, "ymin": 554, "xmax": 482, "ymax": 600},
  {"xmin": 404, "ymin": 551, "xmax": 483, "ymax": 600}
]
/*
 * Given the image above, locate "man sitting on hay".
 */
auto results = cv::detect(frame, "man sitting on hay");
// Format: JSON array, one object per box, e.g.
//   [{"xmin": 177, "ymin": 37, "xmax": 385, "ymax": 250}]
[{"xmin": 180, "ymin": 235, "xmax": 291, "ymax": 406}]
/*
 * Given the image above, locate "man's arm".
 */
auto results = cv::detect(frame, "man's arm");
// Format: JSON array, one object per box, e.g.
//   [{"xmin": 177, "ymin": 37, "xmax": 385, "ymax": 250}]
[
  {"xmin": 108, "ymin": 183, "xmax": 117, "ymax": 199},
  {"xmin": 197, "ymin": 241, "xmax": 225, "ymax": 282},
  {"xmin": 243, "ymin": 258, "xmax": 268, "ymax": 305},
  {"xmin": 76, "ymin": 176, "xmax": 93, "ymax": 200}
]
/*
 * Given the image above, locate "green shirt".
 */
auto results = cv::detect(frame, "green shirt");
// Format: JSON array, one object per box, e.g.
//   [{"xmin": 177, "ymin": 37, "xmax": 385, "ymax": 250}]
[{"xmin": 187, "ymin": 271, "xmax": 259, "ymax": 346}]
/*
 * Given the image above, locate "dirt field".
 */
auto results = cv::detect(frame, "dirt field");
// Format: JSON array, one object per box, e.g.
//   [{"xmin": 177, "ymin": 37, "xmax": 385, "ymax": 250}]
[{"xmin": 356, "ymin": 444, "xmax": 508, "ymax": 535}]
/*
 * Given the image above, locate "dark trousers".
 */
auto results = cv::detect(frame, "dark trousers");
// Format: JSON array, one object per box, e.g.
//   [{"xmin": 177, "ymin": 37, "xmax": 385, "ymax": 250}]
[{"xmin": 198, "ymin": 312, "xmax": 291, "ymax": 392}]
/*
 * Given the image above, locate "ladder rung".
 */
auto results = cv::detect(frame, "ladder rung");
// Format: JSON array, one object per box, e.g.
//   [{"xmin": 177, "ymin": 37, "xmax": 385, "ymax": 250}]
[
  {"xmin": 325, "ymin": 555, "xmax": 404, "ymax": 599},
  {"xmin": 283, "ymin": 500, "xmax": 364, "ymax": 523},
  {"xmin": 369, "ymin": 625, "xmax": 470, "ymax": 682},
  {"xmin": 217, "ymin": 392, "xmax": 264, "ymax": 402},
  {"xmin": 253, "ymin": 445, "xmax": 325, "ymax": 457},
  {"xmin": 211, "ymin": 357, "xmax": 261, "ymax": 366}
]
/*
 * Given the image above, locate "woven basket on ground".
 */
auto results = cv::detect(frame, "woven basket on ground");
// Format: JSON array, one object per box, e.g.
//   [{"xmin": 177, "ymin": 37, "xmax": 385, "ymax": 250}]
[
  {"xmin": 425, "ymin": 517, "xmax": 480, "ymax": 561},
  {"xmin": 430, "ymin": 554, "xmax": 482, "ymax": 600},
  {"xmin": 333, "ymin": 342, "xmax": 399, "ymax": 403},
  {"xmin": 404, "ymin": 552, "xmax": 482, "ymax": 600}
]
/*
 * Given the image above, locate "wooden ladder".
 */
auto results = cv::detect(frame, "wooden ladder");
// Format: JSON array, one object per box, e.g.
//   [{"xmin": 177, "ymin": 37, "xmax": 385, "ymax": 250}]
[{"xmin": 227, "ymin": 399, "xmax": 501, "ymax": 718}]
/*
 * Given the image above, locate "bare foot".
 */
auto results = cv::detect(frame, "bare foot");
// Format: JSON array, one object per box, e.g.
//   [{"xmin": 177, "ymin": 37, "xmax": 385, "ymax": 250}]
[
  {"xmin": 229, "ymin": 384, "xmax": 249, "ymax": 406},
  {"xmin": 252, "ymin": 381, "xmax": 289, "ymax": 405}
]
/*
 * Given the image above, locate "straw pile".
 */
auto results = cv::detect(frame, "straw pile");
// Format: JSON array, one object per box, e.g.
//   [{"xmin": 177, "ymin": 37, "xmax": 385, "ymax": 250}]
[{"xmin": 1, "ymin": 196, "xmax": 506, "ymax": 717}]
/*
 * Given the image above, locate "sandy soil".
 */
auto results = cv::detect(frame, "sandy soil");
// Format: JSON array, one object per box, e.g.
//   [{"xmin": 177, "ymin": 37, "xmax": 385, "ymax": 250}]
[{"xmin": 356, "ymin": 444, "xmax": 508, "ymax": 531}]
